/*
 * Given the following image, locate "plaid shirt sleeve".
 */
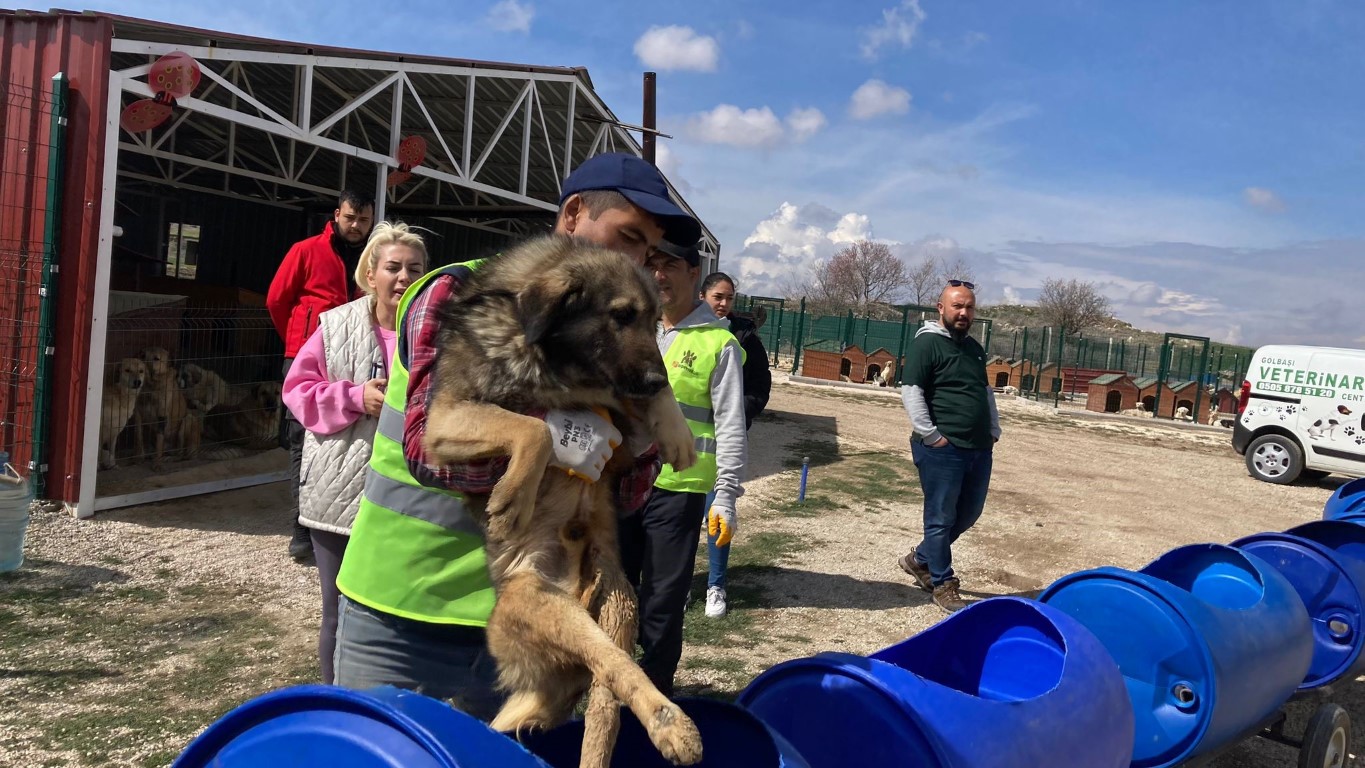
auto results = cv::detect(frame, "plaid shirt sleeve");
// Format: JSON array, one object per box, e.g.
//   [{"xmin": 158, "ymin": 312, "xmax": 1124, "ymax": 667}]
[
  {"xmin": 402, "ymin": 270, "xmax": 661, "ymax": 508},
  {"xmin": 403, "ymin": 272, "xmax": 526, "ymax": 493}
]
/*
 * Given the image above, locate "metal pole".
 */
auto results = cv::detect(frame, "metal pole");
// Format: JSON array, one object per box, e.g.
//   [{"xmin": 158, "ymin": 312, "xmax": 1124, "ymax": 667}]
[
  {"xmin": 642, "ymin": 72, "xmax": 657, "ymax": 165},
  {"xmin": 799, "ymin": 456, "xmax": 810, "ymax": 502}
]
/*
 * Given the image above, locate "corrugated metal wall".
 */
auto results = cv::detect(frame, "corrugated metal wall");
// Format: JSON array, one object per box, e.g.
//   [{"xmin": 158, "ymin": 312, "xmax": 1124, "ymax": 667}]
[{"xmin": 0, "ymin": 11, "xmax": 113, "ymax": 505}]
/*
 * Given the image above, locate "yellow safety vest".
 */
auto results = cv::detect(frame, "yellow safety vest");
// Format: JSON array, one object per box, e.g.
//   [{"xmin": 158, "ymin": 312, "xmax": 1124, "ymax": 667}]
[
  {"xmin": 336, "ymin": 261, "xmax": 496, "ymax": 627},
  {"xmin": 654, "ymin": 325, "xmax": 744, "ymax": 494}
]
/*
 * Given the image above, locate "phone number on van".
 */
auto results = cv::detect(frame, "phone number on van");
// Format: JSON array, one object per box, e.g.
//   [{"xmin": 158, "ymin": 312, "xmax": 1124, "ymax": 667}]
[{"xmin": 1260, "ymin": 382, "xmax": 1335, "ymax": 398}]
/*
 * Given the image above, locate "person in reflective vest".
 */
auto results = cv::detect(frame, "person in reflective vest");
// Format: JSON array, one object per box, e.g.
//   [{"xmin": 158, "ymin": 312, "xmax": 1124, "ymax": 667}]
[
  {"xmin": 623, "ymin": 239, "xmax": 748, "ymax": 696},
  {"xmin": 333, "ymin": 153, "xmax": 702, "ymax": 720}
]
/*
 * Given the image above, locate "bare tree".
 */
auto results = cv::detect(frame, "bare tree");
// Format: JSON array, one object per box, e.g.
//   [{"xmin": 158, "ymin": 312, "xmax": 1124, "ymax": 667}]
[
  {"xmin": 936, "ymin": 255, "xmax": 976, "ymax": 290},
  {"xmin": 905, "ymin": 255, "xmax": 939, "ymax": 306},
  {"xmin": 1036, "ymin": 278, "xmax": 1112, "ymax": 332},
  {"xmin": 804, "ymin": 240, "xmax": 910, "ymax": 316}
]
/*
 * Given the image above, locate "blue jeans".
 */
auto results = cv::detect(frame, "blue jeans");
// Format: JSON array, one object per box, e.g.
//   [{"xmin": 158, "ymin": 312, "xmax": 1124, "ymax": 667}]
[
  {"xmin": 333, "ymin": 595, "xmax": 505, "ymax": 721},
  {"xmin": 704, "ymin": 491, "xmax": 729, "ymax": 590},
  {"xmin": 910, "ymin": 440, "xmax": 993, "ymax": 586}
]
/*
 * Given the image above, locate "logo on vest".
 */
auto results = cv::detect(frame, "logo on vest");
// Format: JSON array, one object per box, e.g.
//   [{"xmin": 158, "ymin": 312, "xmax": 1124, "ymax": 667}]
[{"xmin": 673, "ymin": 349, "xmax": 698, "ymax": 371}]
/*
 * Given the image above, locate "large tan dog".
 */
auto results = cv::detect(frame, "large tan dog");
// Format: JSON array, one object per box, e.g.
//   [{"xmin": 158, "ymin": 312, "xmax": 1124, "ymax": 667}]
[
  {"xmin": 134, "ymin": 347, "xmax": 199, "ymax": 468},
  {"xmin": 422, "ymin": 236, "xmax": 703, "ymax": 767},
  {"xmin": 203, "ymin": 381, "xmax": 282, "ymax": 450},
  {"xmin": 178, "ymin": 362, "xmax": 234, "ymax": 413},
  {"xmin": 99, "ymin": 358, "xmax": 146, "ymax": 470}
]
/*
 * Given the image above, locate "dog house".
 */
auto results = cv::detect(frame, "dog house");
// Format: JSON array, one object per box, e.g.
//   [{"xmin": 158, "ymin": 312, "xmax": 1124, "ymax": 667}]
[
  {"xmin": 1086, "ymin": 374, "xmax": 1139, "ymax": 414},
  {"xmin": 799, "ymin": 340, "xmax": 849, "ymax": 382},
  {"xmin": 1153, "ymin": 380, "xmax": 1200, "ymax": 420},
  {"xmin": 1133, "ymin": 376, "xmax": 1159, "ymax": 413},
  {"xmin": 864, "ymin": 347, "xmax": 897, "ymax": 386},
  {"xmin": 985, "ymin": 356, "xmax": 1011, "ymax": 388},
  {"xmin": 1, "ymin": 10, "xmax": 715, "ymax": 515}
]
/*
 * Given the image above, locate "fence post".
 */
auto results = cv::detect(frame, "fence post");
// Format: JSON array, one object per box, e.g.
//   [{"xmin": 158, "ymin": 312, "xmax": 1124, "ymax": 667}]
[
  {"xmin": 773, "ymin": 302, "xmax": 785, "ymax": 368},
  {"xmin": 790, "ymin": 297, "xmax": 807, "ymax": 374},
  {"xmin": 29, "ymin": 73, "xmax": 69, "ymax": 495}
]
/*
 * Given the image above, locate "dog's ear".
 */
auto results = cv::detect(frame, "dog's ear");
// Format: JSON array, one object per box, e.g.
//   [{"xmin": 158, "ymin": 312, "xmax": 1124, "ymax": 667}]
[{"xmin": 517, "ymin": 274, "xmax": 578, "ymax": 346}]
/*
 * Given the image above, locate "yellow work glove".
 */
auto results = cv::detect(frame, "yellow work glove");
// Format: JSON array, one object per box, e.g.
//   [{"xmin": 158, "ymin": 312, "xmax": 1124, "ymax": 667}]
[{"xmin": 707, "ymin": 505, "xmax": 737, "ymax": 547}]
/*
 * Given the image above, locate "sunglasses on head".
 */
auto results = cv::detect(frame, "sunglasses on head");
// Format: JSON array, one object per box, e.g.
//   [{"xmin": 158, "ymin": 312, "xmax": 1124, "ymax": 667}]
[{"xmin": 947, "ymin": 279, "xmax": 976, "ymax": 290}]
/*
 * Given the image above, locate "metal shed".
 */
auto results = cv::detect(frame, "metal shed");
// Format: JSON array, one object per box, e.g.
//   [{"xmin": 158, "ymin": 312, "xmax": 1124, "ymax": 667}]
[{"xmin": 0, "ymin": 9, "xmax": 717, "ymax": 517}]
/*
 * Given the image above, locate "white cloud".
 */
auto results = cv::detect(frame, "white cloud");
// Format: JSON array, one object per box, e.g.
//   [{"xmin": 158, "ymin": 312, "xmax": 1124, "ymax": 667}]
[
  {"xmin": 685, "ymin": 105, "xmax": 785, "ymax": 148},
  {"xmin": 1002, "ymin": 286, "xmax": 1022, "ymax": 304},
  {"xmin": 486, "ymin": 0, "xmax": 533, "ymax": 33},
  {"xmin": 861, "ymin": 0, "xmax": 927, "ymax": 60},
  {"xmin": 849, "ymin": 80, "xmax": 912, "ymax": 120},
  {"xmin": 786, "ymin": 107, "xmax": 827, "ymax": 142},
  {"xmin": 731, "ymin": 203, "xmax": 894, "ymax": 295},
  {"xmin": 654, "ymin": 143, "xmax": 691, "ymax": 195},
  {"xmin": 1243, "ymin": 186, "xmax": 1286, "ymax": 213},
  {"xmin": 634, "ymin": 26, "xmax": 720, "ymax": 72}
]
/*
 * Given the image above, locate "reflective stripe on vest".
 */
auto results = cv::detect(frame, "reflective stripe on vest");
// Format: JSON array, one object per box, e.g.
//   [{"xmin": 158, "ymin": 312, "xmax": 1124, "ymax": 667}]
[
  {"xmin": 335, "ymin": 262, "xmax": 496, "ymax": 627},
  {"xmin": 654, "ymin": 326, "xmax": 740, "ymax": 494}
]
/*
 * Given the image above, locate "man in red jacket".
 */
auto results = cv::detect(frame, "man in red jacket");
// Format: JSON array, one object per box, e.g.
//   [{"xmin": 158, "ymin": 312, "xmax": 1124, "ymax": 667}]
[{"xmin": 267, "ymin": 189, "xmax": 375, "ymax": 561}]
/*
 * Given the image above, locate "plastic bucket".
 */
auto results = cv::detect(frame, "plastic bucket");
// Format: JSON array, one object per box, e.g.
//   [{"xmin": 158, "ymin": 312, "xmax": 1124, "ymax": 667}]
[
  {"xmin": 735, "ymin": 596, "xmax": 1134, "ymax": 768},
  {"xmin": 522, "ymin": 697, "xmax": 809, "ymax": 768},
  {"xmin": 1039, "ymin": 544, "xmax": 1312, "ymax": 768},
  {"xmin": 172, "ymin": 685, "xmax": 551, "ymax": 767},
  {"xmin": 1234, "ymin": 524, "xmax": 1365, "ymax": 689},
  {"xmin": 0, "ymin": 458, "xmax": 33, "ymax": 574},
  {"xmin": 1323, "ymin": 477, "xmax": 1365, "ymax": 521}
]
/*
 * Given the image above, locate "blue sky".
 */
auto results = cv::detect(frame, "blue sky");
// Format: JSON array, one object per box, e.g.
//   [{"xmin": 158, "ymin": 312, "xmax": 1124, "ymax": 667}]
[{"xmin": 97, "ymin": 0, "xmax": 1365, "ymax": 347}]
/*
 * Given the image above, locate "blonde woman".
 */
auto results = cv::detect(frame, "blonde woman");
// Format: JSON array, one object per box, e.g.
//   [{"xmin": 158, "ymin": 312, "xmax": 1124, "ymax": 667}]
[{"xmin": 283, "ymin": 221, "xmax": 427, "ymax": 683}]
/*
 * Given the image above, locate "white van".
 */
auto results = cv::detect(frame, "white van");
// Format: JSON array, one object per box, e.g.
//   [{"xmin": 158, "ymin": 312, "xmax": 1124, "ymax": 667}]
[{"xmin": 1233, "ymin": 345, "xmax": 1365, "ymax": 484}]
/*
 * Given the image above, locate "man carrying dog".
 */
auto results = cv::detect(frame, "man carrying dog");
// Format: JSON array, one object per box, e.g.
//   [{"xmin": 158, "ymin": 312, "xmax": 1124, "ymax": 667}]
[
  {"xmin": 628, "ymin": 240, "xmax": 747, "ymax": 696},
  {"xmin": 267, "ymin": 189, "xmax": 375, "ymax": 562},
  {"xmin": 333, "ymin": 153, "xmax": 700, "ymax": 719},
  {"xmin": 897, "ymin": 280, "xmax": 1001, "ymax": 613}
]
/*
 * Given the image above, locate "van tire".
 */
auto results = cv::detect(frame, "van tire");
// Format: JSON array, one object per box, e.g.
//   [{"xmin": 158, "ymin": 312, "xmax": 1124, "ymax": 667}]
[{"xmin": 1246, "ymin": 434, "xmax": 1304, "ymax": 485}]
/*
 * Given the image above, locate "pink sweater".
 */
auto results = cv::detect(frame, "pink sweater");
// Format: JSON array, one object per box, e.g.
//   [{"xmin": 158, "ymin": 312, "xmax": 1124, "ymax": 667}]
[{"xmin": 283, "ymin": 325, "xmax": 397, "ymax": 436}]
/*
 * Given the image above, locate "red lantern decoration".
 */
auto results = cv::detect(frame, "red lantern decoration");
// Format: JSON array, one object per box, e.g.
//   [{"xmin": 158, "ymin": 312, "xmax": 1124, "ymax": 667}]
[
  {"xmin": 120, "ymin": 51, "xmax": 202, "ymax": 134},
  {"xmin": 386, "ymin": 135, "xmax": 427, "ymax": 187}
]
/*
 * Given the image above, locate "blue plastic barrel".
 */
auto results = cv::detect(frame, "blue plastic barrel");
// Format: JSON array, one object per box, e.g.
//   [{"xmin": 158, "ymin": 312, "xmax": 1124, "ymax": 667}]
[
  {"xmin": 1233, "ymin": 524, "xmax": 1365, "ymax": 689},
  {"xmin": 172, "ymin": 685, "xmax": 550, "ymax": 767},
  {"xmin": 734, "ymin": 596, "xmax": 1134, "ymax": 768},
  {"xmin": 1323, "ymin": 477, "xmax": 1365, "ymax": 521},
  {"xmin": 522, "ymin": 697, "xmax": 809, "ymax": 767},
  {"xmin": 1038, "ymin": 544, "xmax": 1312, "ymax": 768}
]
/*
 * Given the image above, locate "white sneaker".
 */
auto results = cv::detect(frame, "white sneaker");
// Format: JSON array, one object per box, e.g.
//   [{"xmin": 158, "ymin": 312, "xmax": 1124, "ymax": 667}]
[{"xmin": 704, "ymin": 586, "xmax": 728, "ymax": 618}]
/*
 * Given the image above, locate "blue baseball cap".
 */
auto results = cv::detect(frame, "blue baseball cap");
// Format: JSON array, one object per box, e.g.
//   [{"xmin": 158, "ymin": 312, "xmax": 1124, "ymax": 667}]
[{"xmin": 560, "ymin": 153, "xmax": 701, "ymax": 245}]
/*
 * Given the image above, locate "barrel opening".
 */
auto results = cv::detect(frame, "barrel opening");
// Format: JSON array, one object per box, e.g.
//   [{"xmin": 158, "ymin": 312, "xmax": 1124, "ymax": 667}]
[
  {"xmin": 1143, "ymin": 545, "xmax": 1264, "ymax": 610},
  {"xmin": 873, "ymin": 598, "xmax": 1066, "ymax": 701}
]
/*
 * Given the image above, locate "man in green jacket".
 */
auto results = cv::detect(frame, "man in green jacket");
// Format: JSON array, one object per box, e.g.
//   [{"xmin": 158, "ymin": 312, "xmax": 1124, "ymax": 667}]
[{"xmin": 897, "ymin": 281, "xmax": 1001, "ymax": 613}]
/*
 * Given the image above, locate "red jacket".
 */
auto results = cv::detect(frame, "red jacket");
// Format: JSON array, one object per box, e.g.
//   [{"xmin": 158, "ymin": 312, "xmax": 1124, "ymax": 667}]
[{"xmin": 267, "ymin": 221, "xmax": 352, "ymax": 357}]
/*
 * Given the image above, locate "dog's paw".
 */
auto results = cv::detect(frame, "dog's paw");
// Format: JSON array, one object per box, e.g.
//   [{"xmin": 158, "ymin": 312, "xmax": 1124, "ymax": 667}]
[
  {"xmin": 644, "ymin": 703, "xmax": 703, "ymax": 766},
  {"xmin": 648, "ymin": 409, "xmax": 697, "ymax": 472}
]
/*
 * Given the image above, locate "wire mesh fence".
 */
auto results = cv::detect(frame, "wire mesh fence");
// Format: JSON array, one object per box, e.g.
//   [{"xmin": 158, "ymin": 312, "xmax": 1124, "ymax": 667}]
[
  {"xmin": 96, "ymin": 302, "xmax": 286, "ymax": 498},
  {"xmin": 736, "ymin": 292, "xmax": 1252, "ymax": 421},
  {"xmin": 0, "ymin": 76, "xmax": 66, "ymax": 492}
]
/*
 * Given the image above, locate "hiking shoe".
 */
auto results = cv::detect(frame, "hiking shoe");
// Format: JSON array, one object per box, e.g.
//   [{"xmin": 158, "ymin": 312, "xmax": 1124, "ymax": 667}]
[
  {"xmin": 898, "ymin": 552, "xmax": 933, "ymax": 593},
  {"xmin": 932, "ymin": 578, "xmax": 967, "ymax": 614},
  {"xmin": 705, "ymin": 586, "xmax": 728, "ymax": 618},
  {"xmin": 289, "ymin": 521, "xmax": 314, "ymax": 563}
]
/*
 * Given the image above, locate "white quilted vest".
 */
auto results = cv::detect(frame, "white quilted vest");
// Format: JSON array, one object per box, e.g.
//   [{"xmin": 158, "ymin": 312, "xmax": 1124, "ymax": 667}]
[{"xmin": 297, "ymin": 296, "xmax": 385, "ymax": 535}]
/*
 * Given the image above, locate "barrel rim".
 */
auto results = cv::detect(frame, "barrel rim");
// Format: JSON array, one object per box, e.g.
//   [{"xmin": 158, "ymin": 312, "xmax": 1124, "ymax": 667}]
[
  {"xmin": 737, "ymin": 651, "xmax": 951, "ymax": 764},
  {"xmin": 172, "ymin": 684, "xmax": 465, "ymax": 767}
]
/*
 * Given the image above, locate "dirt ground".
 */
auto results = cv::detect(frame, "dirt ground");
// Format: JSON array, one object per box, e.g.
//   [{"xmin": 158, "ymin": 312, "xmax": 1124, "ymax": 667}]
[{"xmin": 1, "ymin": 373, "xmax": 1358, "ymax": 767}]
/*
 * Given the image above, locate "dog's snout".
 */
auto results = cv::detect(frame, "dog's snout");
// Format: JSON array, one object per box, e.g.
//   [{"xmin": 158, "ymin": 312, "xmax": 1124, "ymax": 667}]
[{"xmin": 642, "ymin": 370, "xmax": 667, "ymax": 393}]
